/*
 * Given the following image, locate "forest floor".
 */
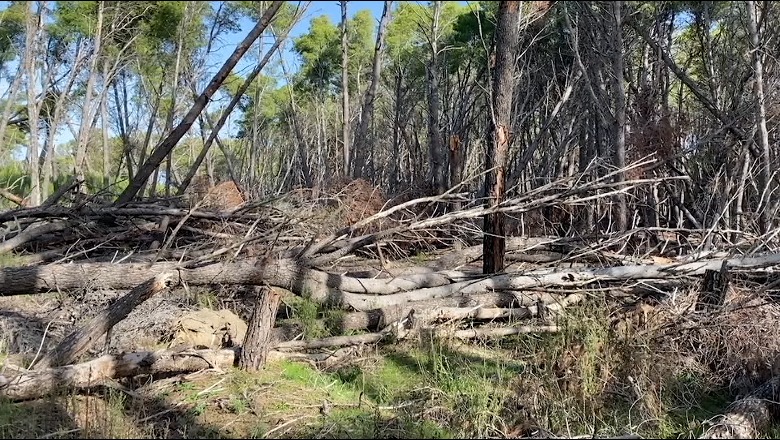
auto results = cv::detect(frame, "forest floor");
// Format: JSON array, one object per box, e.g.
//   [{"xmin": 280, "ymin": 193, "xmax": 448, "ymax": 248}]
[
  {"xmin": 3, "ymin": 179, "xmax": 780, "ymax": 438},
  {"xmin": 2, "ymin": 251, "xmax": 780, "ymax": 439}
]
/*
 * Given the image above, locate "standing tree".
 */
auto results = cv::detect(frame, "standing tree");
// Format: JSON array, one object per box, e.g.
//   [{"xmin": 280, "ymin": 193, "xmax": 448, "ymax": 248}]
[
  {"xmin": 746, "ymin": 0, "xmax": 772, "ymax": 234},
  {"xmin": 427, "ymin": 1, "xmax": 446, "ymax": 195},
  {"xmin": 115, "ymin": 1, "xmax": 284, "ymax": 205},
  {"xmin": 340, "ymin": 0, "xmax": 350, "ymax": 177},
  {"xmin": 612, "ymin": 0, "xmax": 628, "ymax": 232},
  {"xmin": 483, "ymin": 1, "xmax": 520, "ymax": 274},
  {"xmin": 352, "ymin": 0, "xmax": 392, "ymax": 179}
]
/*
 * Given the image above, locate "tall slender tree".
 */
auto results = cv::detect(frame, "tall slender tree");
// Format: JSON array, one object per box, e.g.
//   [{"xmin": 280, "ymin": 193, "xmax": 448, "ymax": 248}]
[
  {"xmin": 483, "ymin": 1, "xmax": 520, "ymax": 274},
  {"xmin": 340, "ymin": 0, "xmax": 350, "ymax": 177}
]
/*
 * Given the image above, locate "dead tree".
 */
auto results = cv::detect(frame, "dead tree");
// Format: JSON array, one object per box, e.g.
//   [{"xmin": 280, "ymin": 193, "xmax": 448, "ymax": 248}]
[{"xmin": 483, "ymin": 1, "xmax": 521, "ymax": 274}]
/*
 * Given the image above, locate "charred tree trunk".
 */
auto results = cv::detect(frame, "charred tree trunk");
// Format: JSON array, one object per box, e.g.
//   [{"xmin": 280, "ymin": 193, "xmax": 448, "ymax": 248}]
[
  {"xmin": 483, "ymin": 1, "xmax": 521, "ymax": 274},
  {"xmin": 239, "ymin": 287, "xmax": 283, "ymax": 371}
]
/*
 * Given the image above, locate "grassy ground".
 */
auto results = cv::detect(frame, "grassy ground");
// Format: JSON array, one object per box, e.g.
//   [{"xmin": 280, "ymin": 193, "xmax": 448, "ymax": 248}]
[{"xmin": 0, "ymin": 299, "xmax": 755, "ymax": 439}]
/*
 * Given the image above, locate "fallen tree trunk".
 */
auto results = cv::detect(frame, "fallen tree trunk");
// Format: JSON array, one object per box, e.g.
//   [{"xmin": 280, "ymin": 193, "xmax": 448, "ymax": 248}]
[
  {"xmin": 1, "ymin": 348, "xmax": 280, "ymax": 401},
  {"xmin": 338, "ymin": 293, "xmax": 584, "ymax": 331},
  {"xmin": 33, "ymin": 272, "xmax": 179, "ymax": 369},
  {"xmin": 0, "ymin": 322, "xmax": 559, "ymax": 402},
  {"xmin": 5, "ymin": 253, "xmax": 780, "ymax": 309},
  {"xmin": 700, "ymin": 376, "xmax": 780, "ymax": 439}
]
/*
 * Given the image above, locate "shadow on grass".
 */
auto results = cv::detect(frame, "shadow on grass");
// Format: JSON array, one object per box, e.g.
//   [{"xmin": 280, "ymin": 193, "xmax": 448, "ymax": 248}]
[{"xmin": 0, "ymin": 397, "xmax": 80, "ymax": 439}]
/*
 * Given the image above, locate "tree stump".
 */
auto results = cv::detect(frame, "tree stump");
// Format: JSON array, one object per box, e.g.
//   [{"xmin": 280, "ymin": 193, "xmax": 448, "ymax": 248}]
[
  {"xmin": 696, "ymin": 260, "xmax": 729, "ymax": 312},
  {"xmin": 239, "ymin": 287, "xmax": 282, "ymax": 371}
]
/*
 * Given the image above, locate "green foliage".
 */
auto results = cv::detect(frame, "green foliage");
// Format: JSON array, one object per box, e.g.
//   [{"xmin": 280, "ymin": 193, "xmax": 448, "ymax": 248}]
[
  {"xmin": 0, "ymin": 1, "xmax": 25, "ymax": 68},
  {"xmin": 293, "ymin": 15, "xmax": 341, "ymax": 93}
]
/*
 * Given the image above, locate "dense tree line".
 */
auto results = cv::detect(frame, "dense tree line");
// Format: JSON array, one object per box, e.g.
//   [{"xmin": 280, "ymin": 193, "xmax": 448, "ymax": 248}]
[{"xmin": 0, "ymin": 1, "xmax": 777, "ymax": 244}]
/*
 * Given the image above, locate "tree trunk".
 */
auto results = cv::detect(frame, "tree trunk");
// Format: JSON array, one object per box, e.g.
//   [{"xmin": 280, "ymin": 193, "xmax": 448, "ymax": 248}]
[
  {"xmin": 101, "ymin": 59, "xmax": 111, "ymax": 188},
  {"xmin": 33, "ymin": 272, "xmax": 178, "ymax": 369},
  {"xmin": 178, "ymin": 26, "xmax": 289, "ymax": 195},
  {"xmin": 23, "ymin": 1, "xmax": 45, "ymax": 207},
  {"xmin": 352, "ymin": 1, "xmax": 392, "ymax": 178},
  {"xmin": 746, "ymin": 0, "xmax": 772, "ymax": 234},
  {"xmin": 340, "ymin": 0, "xmax": 351, "ymax": 177},
  {"xmin": 613, "ymin": 0, "xmax": 628, "ymax": 232},
  {"xmin": 239, "ymin": 287, "xmax": 282, "ymax": 371},
  {"xmin": 483, "ymin": 1, "xmax": 521, "ymax": 274},
  {"xmin": 74, "ymin": 1, "xmax": 104, "ymax": 185},
  {"xmin": 427, "ymin": 1, "xmax": 446, "ymax": 195},
  {"xmin": 115, "ymin": 1, "xmax": 283, "ymax": 205}
]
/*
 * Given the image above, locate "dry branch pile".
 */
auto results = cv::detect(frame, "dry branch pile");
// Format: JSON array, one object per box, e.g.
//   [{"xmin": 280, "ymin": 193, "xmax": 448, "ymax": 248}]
[{"xmin": 2, "ymin": 170, "xmax": 780, "ymax": 436}]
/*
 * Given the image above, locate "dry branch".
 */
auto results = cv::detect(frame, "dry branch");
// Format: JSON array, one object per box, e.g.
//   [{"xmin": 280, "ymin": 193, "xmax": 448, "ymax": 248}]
[
  {"xmin": 0, "ymin": 221, "xmax": 68, "ymax": 254},
  {"xmin": 33, "ymin": 272, "xmax": 179, "ymax": 369}
]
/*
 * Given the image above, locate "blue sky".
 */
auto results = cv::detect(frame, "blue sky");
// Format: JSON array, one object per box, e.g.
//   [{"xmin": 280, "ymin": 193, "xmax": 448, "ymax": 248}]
[{"xmin": 227, "ymin": 1, "xmax": 393, "ymax": 81}]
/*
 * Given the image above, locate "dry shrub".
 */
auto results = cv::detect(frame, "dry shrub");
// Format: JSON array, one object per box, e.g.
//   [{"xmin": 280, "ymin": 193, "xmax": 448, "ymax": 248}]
[
  {"xmin": 331, "ymin": 178, "xmax": 387, "ymax": 226},
  {"xmin": 187, "ymin": 176, "xmax": 246, "ymax": 211},
  {"xmin": 608, "ymin": 283, "xmax": 780, "ymax": 428}
]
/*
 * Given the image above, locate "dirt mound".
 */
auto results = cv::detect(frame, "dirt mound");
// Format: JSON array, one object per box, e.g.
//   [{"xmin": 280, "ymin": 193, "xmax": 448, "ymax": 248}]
[
  {"xmin": 328, "ymin": 178, "xmax": 387, "ymax": 227},
  {"xmin": 188, "ymin": 176, "xmax": 246, "ymax": 211}
]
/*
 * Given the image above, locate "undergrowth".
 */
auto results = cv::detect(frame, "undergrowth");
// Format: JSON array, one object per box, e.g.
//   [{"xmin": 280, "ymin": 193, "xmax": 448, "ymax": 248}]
[{"xmin": 3, "ymin": 293, "xmax": 778, "ymax": 439}]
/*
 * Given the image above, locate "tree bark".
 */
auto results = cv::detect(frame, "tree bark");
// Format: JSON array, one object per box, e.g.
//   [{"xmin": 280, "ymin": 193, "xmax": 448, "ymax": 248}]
[
  {"xmin": 746, "ymin": 0, "xmax": 772, "ymax": 234},
  {"xmin": 239, "ymin": 287, "xmax": 282, "ymax": 371},
  {"xmin": 115, "ymin": 1, "xmax": 284, "ymax": 205},
  {"xmin": 33, "ymin": 272, "xmax": 179, "ymax": 369},
  {"xmin": 483, "ymin": 1, "xmax": 520, "ymax": 274},
  {"xmin": 340, "ymin": 0, "xmax": 351, "ymax": 177},
  {"xmin": 352, "ymin": 1, "xmax": 392, "ymax": 178}
]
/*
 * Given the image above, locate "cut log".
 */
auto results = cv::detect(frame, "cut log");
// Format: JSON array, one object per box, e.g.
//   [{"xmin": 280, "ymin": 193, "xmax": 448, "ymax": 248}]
[
  {"xmin": 33, "ymin": 272, "xmax": 179, "ymax": 369},
  {"xmin": 700, "ymin": 376, "xmax": 780, "ymax": 439},
  {"xmin": 239, "ymin": 287, "xmax": 282, "ymax": 371}
]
